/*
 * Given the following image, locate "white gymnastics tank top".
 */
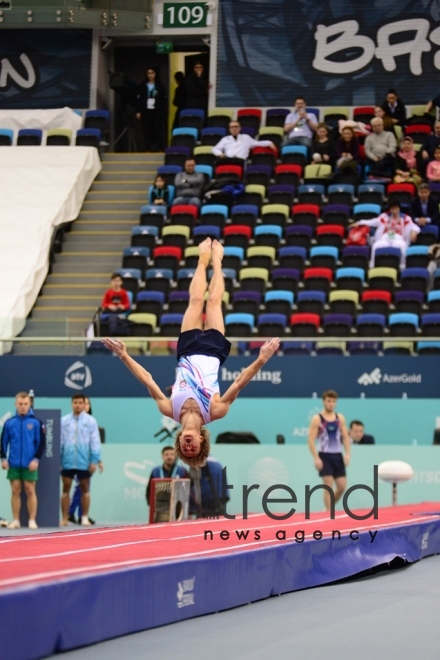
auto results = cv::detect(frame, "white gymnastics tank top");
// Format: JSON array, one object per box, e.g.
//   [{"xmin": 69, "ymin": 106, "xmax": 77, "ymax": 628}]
[{"xmin": 171, "ymin": 354, "xmax": 220, "ymax": 424}]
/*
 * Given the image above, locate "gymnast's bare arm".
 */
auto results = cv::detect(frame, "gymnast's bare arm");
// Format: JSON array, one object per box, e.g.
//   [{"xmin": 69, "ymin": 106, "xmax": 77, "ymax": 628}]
[{"xmin": 102, "ymin": 338, "xmax": 173, "ymax": 417}]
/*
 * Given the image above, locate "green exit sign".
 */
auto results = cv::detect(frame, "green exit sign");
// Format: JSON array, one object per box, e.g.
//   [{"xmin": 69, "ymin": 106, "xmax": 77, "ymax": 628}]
[
  {"xmin": 163, "ymin": 2, "xmax": 208, "ymax": 28},
  {"xmin": 156, "ymin": 42, "xmax": 174, "ymax": 54}
]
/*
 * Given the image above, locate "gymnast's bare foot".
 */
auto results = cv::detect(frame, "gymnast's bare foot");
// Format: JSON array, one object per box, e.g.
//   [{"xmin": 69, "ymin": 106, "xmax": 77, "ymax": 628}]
[
  {"xmin": 211, "ymin": 239, "xmax": 224, "ymax": 264},
  {"xmin": 198, "ymin": 237, "xmax": 212, "ymax": 267}
]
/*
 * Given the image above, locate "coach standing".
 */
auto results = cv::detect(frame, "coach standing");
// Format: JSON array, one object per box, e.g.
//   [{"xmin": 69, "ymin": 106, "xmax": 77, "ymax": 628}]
[
  {"xmin": 1, "ymin": 391, "xmax": 46, "ymax": 529},
  {"xmin": 60, "ymin": 394, "xmax": 101, "ymax": 526}
]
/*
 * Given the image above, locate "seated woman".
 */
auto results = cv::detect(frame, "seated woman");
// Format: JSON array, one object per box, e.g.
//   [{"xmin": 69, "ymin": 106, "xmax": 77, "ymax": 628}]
[
  {"xmin": 426, "ymin": 146, "xmax": 440, "ymax": 183},
  {"xmin": 354, "ymin": 201, "xmax": 420, "ymax": 268},
  {"xmin": 336, "ymin": 126, "xmax": 360, "ymax": 172},
  {"xmin": 149, "ymin": 174, "xmax": 170, "ymax": 205},
  {"xmin": 373, "ymin": 106, "xmax": 395, "ymax": 134},
  {"xmin": 394, "ymin": 136, "xmax": 422, "ymax": 186},
  {"xmin": 311, "ymin": 123, "xmax": 335, "ymax": 168}
]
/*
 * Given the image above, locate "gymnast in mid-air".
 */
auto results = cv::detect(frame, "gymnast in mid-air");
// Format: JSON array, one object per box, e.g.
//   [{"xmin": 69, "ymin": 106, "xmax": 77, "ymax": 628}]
[{"xmin": 103, "ymin": 238, "xmax": 280, "ymax": 467}]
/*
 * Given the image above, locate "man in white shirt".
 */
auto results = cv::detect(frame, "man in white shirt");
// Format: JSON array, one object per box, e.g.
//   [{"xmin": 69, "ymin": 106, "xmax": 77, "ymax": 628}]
[
  {"xmin": 212, "ymin": 120, "xmax": 276, "ymax": 167},
  {"xmin": 284, "ymin": 97, "xmax": 317, "ymax": 149}
]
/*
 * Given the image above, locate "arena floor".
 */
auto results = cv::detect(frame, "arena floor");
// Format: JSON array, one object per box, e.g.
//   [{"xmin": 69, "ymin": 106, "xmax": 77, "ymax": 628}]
[{"xmin": 61, "ymin": 554, "xmax": 440, "ymax": 660}]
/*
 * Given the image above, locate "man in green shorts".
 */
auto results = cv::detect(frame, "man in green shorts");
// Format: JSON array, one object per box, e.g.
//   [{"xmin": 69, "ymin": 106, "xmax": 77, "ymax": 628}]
[{"xmin": 1, "ymin": 391, "xmax": 46, "ymax": 529}]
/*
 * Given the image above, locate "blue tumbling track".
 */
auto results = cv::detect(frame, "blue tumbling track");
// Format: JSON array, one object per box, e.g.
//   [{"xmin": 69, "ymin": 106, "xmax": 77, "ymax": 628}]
[{"xmin": 1, "ymin": 510, "xmax": 440, "ymax": 660}]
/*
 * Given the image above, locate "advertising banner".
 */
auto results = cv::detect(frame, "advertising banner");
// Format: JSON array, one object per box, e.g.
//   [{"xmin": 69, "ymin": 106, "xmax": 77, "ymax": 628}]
[
  {"xmin": 218, "ymin": 0, "xmax": 440, "ymax": 106},
  {"xmin": 0, "ymin": 29, "xmax": 92, "ymax": 109}
]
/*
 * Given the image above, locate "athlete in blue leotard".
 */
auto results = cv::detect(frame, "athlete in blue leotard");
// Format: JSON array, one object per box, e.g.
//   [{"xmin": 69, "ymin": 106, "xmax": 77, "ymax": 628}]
[{"xmin": 308, "ymin": 389, "xmax": 351, "ymax": 512}]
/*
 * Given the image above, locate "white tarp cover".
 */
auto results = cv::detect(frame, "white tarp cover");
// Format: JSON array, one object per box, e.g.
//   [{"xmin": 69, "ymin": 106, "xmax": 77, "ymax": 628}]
[
  {"xmin": 0, "ymin": 147, "xmax": 101, "ymax": 350},
  {"xmin": 0, "ymin": 107, "xmax": 83, "ymax": 144}
]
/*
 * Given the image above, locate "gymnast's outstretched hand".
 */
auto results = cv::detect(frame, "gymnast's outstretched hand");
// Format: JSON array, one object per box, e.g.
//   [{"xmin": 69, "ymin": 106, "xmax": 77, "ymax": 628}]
[
  {"xmin": 102, "ymin": 338, "xmax": 128, "ymax": 359},
  {"xmin": 258, "ymin": 337, "xmax": 280, "ymax": 363}
]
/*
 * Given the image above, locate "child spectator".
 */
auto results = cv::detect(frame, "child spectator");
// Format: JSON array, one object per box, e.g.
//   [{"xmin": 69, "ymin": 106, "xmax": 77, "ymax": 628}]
[
  {"xmin": 101, "ymin": 273, "xmax": 131, "ymax": 314},
  {"xmin": 426, "ymin": 146, "xmax": 440, "ymax": 182},
  {"xmin": 150, "ymin": 174, "xmax": 170, "ymax": 206}
]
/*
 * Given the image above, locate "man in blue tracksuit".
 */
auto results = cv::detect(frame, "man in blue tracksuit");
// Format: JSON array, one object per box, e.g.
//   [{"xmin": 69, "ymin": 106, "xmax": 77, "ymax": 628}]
[
  {"xmin": 60, "ymin": 394, "xmax": 101, "ymax": 526},
  {"xmin": 1, "ymin": 391, "xmax": 46, "ymax": 529}
]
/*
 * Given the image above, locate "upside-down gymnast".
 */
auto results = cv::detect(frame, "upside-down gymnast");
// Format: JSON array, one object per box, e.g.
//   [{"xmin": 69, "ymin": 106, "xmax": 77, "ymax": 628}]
[{"xmin": 103, "ymin": 238, "xmax": 280, "ymax": 467}]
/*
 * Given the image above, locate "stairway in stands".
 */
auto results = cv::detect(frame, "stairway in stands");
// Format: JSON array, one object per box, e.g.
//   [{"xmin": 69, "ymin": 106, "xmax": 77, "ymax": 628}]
[{"xmin": 14, "ymin": 152, "xmax": 164, "ymax": 355}]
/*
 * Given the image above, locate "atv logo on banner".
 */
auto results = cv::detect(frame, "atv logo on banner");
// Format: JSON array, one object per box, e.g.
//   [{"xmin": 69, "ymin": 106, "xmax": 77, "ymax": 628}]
[
  {"xmin": 357, "ymin": 368, "xmax": 382, "ymax": 386},
  {"xmin": 64, "ymin": 362, "xmax": 92, "ymax": 390}
]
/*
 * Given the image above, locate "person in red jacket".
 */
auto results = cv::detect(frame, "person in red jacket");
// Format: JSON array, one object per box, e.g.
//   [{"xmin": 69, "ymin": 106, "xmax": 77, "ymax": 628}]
[{"xmin": 101, "ymin": 274, "xmax": 131, "ymax": 313}]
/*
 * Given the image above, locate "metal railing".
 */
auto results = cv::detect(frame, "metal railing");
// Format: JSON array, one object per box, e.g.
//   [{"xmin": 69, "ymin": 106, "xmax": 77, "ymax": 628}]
[{"xmin": 1, "ymin": 335, "xmax": 439, "ymax": 357}]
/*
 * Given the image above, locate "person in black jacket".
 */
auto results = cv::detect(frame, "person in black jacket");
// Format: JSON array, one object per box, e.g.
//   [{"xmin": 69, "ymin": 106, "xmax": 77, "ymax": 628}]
[
  {"xmin": 172, "ymin": 71, "xmax": 186, "ymax": 131},
  {"xmin": 185, "ymin": 62, "xmax": 209, "ymax": 115},
  {"xmin": 410, "ymin": 183, "xmax": 440, "ymax": 228},
  {"xmin": 349, "ymin": 421, "xmax": 375, "ymax": 445},
  {"xmin": 381, "ymin": 89, "xmax": 406, "ymax": 128},
  {"xmin": 136, "ymin": 67, "xmax": 167, "ymax": 151}
]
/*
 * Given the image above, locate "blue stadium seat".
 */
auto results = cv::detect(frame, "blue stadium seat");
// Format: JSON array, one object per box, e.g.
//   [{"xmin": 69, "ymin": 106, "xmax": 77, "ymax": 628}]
[
  {"xmin": 225, "ymin": 313, "xmax": 255, "ymax": 337},
  {"xmin": 421, "ymin": 313, "xmax": 440, "ymax": 336},
  {"xmin": 257, "ymin": 313, "xmax": 287, "ymax": 336},
  {"xmin": 159, "ymin": 313, "xmax": 184, "ymax": 336},
  {"xmin": 0, "ymin": 128, "xmax": 13, "ymax": 145},
  {"xmin": 122, "ymin": 247, "xmax": 150, "ymax": 274},
  {"xmin": 323, "ymin": 313, "xmax": 352, "ymax": 337},
  {"xmin": 76, "ymin": 128, "xmax": 101, "ymax": 148},
  {"xmin": 131, "ymin": 225, "xmax": 159, "ymax": 250},
  {"xmin": 400, "ymin": 268, "xmax": 430, "ymax": 294},
  {"xmin": 264, "ymin": 290, "xmax": 294, "ymax": 316},
  {"xmin": 388, "ymin": 313, "xmax": 419, "ymax": 337},
  {"xmin": 193, "ymin": 225, "xmax": 221, "ymax": 244},
  {"xmin": 356, "ymin": 313, "xmax": 386, "ymax": 337},
  {"xmin": 135, "ymin": 291, "xmax": 165, "ymax": 315},
  {"xmin": 17, "ymin": 129, "xmax": 42, "ymax": 146},
  {"xmin": 254, "ymin": 225, "xmax": 283, "ymax": 250},
  {"xmin": 278, "ymin": 246, "xmax": 307, "ymax": 271},
  {"xmin": 352, "ymin": 203, "xmax": 381, "ymax": 222},
  {"xmin": 309, "ymin": 246, "xmax": 339, "ymax": 270}
]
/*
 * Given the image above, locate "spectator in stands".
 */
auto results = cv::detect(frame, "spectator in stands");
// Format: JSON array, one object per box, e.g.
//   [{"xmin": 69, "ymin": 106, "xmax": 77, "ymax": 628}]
[
  {"xmin": 60, "ymin": 394, "xmax": 101, "ymax": 526},
  {"xmin": 349, "ymin": 421, "xmax": 375, "ymax": 445},
  {"xmin": 426, "ymin": 146, "xmax": 440, "ymax": 182},
  {"xmin": 311, "ymin": 123, "xmax": 335, "ymax": 167},
  {"xmin": 381, "ymin": 89, "xmax": 406, "ymax": 127},
  {"xmin": 212, "ymin": 120, "xmax": 276, "ymax": 168},
  {"xmin": 189, "ymin": 454, "xmax": 230, "ymax": 518},
  {"xmin": 1, "ymin": 391, "xmax": 46, "ymax": 529},
  {"xmin": 425, "ymin": 95, "xmax": 440, "ymax": 116},
  {"xmin": 101, "ymin": 273, "xmax": 131, "ymax": 336},
  {"xmin": 146, "ymin": 446, "xmax": 189, "ymax": 506},
  {"xmin": 411, "ymin": 183, "xmax": 440, "ymax": 228},
  {"xmin": 421, "ymin": 121, "xmax": 440, "ymax": 165},
  {"xmin": 150, "ymin": 174, "xmax": 170, "ymax": 206},
  {"xmin": 185, "ymin": 62, "xmax": 209, "ymax": 115},
  {"xmin": 68, "ymin": 397, "xmax": 104, "ymax": 525},
  {"xmin": 135, "ymin": 67, "xmax": 167, "ymax": 152},
  {"xmin": 172, "ymin": 71, "xmax": 186, "ymax": 131},
  {"xmin": 364, "ymin": 117, "xmax": 397, "ymax": 178},
  {"xmin": 393, "ymin": 137, "xmax": 422, "ymax": 186},
  {"xmin": 173, "ymin": 158, "xmax": 205, "ymax": 207},
  {"xmin": 373, "ymin": 106, "xmax": 395, "ymax": 134},
  {"xmin": 336, "ymin": 126, "xmax": 360, "ymax": 172},
  {"xmin": 355, "ymin": 201, "xmax": 420, "ymax": 268},
  {"xmin": 284, "ymin": 97, "xmax": 317, "ymax": 149}
]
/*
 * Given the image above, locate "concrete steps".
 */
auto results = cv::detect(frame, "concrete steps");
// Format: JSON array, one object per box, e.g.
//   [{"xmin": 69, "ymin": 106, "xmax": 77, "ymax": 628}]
[{"xmin": 16, "ymin": 151, "xmax": 164, "ymax": 352}]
